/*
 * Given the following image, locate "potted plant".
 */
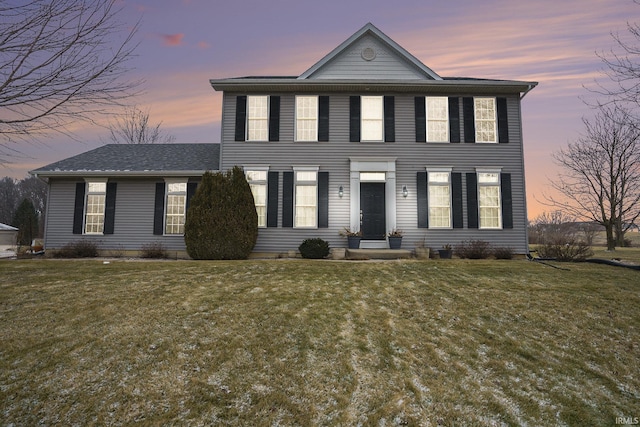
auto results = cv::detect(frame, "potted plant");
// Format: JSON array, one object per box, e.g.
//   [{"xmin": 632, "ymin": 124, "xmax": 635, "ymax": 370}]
[
  {"xmin": 438, "ymin": 244, "xmax": 453, "ymax": 259},
  {"xmin": 387, "ymin": 229, "xmax": 403, "ymax": 249},
  {"xmin": 339, "ymin": 227, "xmax": 362, "ymax": 249}
]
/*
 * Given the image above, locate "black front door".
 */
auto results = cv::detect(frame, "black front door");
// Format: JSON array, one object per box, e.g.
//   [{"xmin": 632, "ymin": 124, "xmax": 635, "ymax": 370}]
[{"xmin": 360, "ymin": 182, "xmax": 386, "ymax": 240}]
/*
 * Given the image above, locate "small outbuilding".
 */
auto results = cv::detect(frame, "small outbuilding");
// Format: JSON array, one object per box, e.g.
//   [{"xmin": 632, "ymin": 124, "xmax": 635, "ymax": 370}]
[{"xmin": 0, "ymin": 223, "xmax": 18, "ymax": 246}]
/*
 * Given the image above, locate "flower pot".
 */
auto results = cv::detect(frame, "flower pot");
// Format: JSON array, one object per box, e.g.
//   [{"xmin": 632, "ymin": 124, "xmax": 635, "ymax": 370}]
[
  {"xmin": 347, "ymin": 236, "xmax": 361, "ymax": 249},
  {"xmin": 388, "ymin": 236, "xmax": 402, "ymax": 249},
  {"xmin": 438, "ymin": 249, "xmax": 452, "ymax": 259}
]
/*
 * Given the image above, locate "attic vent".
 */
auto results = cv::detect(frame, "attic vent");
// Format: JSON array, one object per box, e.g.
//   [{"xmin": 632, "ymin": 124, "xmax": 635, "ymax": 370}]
[{"xmin": 361, "ymin": 47, "xmax": 376, "ymax": 61}]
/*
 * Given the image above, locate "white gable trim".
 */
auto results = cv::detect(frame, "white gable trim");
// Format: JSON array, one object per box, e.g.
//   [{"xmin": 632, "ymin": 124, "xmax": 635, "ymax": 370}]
[{"xmin": 298, "ymin": 23, "xmax": 442, "ymax": 81}]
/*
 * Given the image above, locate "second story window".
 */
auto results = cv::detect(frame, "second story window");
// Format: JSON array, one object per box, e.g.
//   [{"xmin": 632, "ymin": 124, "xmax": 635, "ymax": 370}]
[
  {"xmin": 247, "ymin": 95, "xmax": 269, "ymax": 141},
  {"xmin": 474, "ymin": 98, "xmax": 497, "ymax": 143},
  {"xmin": 426, "ymin": 97, "xmax": 449, "ymax": 142},
  {"xmin": 361, "ymin": 96, "xmax": 383, "ymax": 141},
  {"xmin": 296, "ymin": 96, "xmax": 318, "ymax": 141}
]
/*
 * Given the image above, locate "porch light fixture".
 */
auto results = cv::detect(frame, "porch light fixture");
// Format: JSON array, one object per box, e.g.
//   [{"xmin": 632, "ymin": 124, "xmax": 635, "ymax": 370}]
[
  {"xmin": 402, "ymin": 185, "xmax": 408, "ymax": 198},
  {"xmin": 338, "ymin": 186, "xmax": 344, "ymax": 198}
]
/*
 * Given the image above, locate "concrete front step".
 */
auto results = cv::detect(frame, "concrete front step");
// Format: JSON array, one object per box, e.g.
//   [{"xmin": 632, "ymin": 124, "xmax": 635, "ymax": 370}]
[{"xmin": 346, "ymin": 248, "xmax": 412, "ymax": 260}]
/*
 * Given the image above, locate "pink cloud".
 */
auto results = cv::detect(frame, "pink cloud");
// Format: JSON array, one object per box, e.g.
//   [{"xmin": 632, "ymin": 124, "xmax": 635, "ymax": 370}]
[
  {"xmin": 197, "ymin": 41, "xmax": 211, "ymax": 49},
  {"xmin": 160, "ymin": 33, "xmax": 185, "ymax": 47}
]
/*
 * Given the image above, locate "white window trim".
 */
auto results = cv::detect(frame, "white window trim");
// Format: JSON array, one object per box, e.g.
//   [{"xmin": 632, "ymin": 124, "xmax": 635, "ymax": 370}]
[
  {"xmin": 476, "ymin": 168, "xmax": 502, "ymax": 229},
  {"xmin": 164, "ymin": 178, "xmax": 188, "ymax": 236},
  {"xmin": 361, "ymin": 96, "xmax": 384, "ymax": 142},
  {"xmin": 474, "ymin": 97, "xmax": 497, "ymax": 144},
  {"xmin": 245, "ymin": 166, "xmax": 270, "ymax": 228},
  {"xmin": 426, "ymin": 167, "xmax": 452, "ymax": 229},
  {"xmin": 293, "ymin": 166, "xmax": 319, "ymax": 229},
  {"xmin": 83, "ymin": 178, "xmax": 108, "ymax": 235},
  {"xmin": 247, "ymin": 95, "xmax": 269, "ymax": 142},
  {"xmin": 295, "ymin": 95, "xmax": 318, "ymax": 142},
  {"xmin": 426, "ymin": 97, "xmax": 449, "ymax": 143}
]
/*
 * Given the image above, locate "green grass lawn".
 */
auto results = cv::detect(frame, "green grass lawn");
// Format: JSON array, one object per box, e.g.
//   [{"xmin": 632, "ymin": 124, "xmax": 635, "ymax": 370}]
[{"xmin": 1, "ymin": 257, "xmax": 638, "ymax": 426}]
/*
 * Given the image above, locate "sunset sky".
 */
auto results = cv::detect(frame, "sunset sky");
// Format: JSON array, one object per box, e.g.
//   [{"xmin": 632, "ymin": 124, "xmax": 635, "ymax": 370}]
[{"xmin": 4, "ymin": 0, "xmax": 639, "ymax": 218}]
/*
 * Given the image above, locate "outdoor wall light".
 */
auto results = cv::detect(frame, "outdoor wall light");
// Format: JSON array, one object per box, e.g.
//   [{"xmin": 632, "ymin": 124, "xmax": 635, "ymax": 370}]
[
  {"xmin": 338, "ymin": 186, "xmax": 344, "ymax": 198},
  {"xmin": 402, "ymin": 185, "xmax": 408, "ymax": 198}
]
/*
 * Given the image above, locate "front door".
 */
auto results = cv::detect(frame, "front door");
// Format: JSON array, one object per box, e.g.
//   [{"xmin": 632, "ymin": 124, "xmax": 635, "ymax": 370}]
[{"xmin": 360, "ymin": 182, "xmax": 386, "ymax": 240}]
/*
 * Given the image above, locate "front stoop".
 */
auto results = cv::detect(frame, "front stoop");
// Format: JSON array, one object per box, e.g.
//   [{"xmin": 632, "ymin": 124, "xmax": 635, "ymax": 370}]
[{"xmin": 346, "ymin": 248, "xmax": 412, "ymax": 260}]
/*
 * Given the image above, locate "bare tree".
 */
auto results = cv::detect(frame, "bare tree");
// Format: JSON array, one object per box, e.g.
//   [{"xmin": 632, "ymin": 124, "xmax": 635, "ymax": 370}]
[
  {"xmin": 545, "ymin": 105, "xmax": 640, "ymax": 250},
  {"xmin": 106, "ymin": 106, "xmax": 175, "ymax": 144},
  {"xmin": 595, "ymin": 0, "xmax": 640, "ymax": 107},
  {"xmin": 0, "ymin": 0, "xmax": 141, "ymax": 163}
]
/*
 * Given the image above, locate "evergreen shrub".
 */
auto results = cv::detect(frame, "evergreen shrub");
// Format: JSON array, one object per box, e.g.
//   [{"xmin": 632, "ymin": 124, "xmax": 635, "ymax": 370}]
[
  {"xmin": 184, "ymin": 167, "xmax": 258, "ymax": 260},
  {"xmin": 298, "ymin": 238, "xmax": 330, "ymax": 259}
]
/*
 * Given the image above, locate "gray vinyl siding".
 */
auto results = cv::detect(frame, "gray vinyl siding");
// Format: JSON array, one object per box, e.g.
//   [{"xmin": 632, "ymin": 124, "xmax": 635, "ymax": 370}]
[
  {"xmin": 44, "ymin": 178, "xmax": 192, "ymax": 252},
  {"xmin": 223, "ymin": 92, "xmax": 530, "ymax": 254},
  {"xmin": 306, "ymin": 34, "xmax": 427, "ymax": 80}
]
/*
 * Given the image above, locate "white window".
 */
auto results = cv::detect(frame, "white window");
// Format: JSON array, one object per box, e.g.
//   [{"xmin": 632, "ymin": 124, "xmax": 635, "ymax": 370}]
[
  {"xmin": 247, "ymin": 95, "xmax": 269, "ymax": 141},
  {"xmin": 474, "ymin": 98, "xmax": 497, "ymax": 143},
  {"xmin": 361, "ymin": 96, "xmax": 383, "ymax": 141},
  {"xmin": 294, "ymin": 170, "xmax": 317, "ymax": 228},
  {"xmin": 426, "ymin": 97, "xmax": 449, "ymax": 142},
  {"xmin": 165, "ymin": 181, "xmax": 187, "ymax": 235},
  {"xmin": 428, "ymin": 171, "xmax": 451, "ymax": 228},
  {"xmin": 84, "ymin": 181, "xmax": 106, "ymax": 234},
  {"xmin": 296, "ymin": 96, "xmax": 318, "ymax": 141},
  {"xmin": 246, "ymin": 170, "xmax": 268, "ymax": 227},
  {"xmin": 478, "ymin": 172, "xmax": 501, "ymax": 228}
]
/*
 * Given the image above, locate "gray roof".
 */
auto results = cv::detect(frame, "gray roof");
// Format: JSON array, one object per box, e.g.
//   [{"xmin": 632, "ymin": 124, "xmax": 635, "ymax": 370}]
[
  {"xmin": 31, "ymin": 144, "xmax": 220, "ymax": 177},
  {"xmin": 0, "ymin": 223, "xmax": 18, "ymax": 231}
]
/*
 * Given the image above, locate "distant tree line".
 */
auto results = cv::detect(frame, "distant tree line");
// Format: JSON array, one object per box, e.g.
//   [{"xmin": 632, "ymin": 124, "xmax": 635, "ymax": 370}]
[{"xmin": 0, "ymin": 176, "xmax": 47, "ymax": 240}]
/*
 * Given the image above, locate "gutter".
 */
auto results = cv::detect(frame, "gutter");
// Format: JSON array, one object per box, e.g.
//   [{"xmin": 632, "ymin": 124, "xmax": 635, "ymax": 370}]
[{"xmin": 520, "ymin": 83, "xmax": 537, "ymax": 100}]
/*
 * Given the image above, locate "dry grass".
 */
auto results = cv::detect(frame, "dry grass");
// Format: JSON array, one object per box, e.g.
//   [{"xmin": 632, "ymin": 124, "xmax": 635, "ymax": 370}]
[{"xmin": 1, "ymin": 257, "xmax": 639, "ymax": 426}]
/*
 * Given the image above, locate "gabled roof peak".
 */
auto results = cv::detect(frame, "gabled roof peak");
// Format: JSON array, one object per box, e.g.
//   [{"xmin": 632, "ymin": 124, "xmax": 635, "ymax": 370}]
[{"xmin": 298, "ymin": 23, "xmax": 442, "ymax": 81}]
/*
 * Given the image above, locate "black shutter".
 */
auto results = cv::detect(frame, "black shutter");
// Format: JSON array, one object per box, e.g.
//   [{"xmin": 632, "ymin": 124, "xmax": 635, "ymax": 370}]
[
  {"xmin": 349, "ymin": 96, "xmax": 360, "ymax": 142},
  {"xmin": 466, "ymin": 173, "xmax": 478, "ymax": 229},
  {"xmin": 153, "ymin": 182, "xmax": 165, "ymax": 235},
  {"xmin": 452, "ymin": 173, "xmax": 463, "ymax": 228},
  {"xmin": 463, "ymin": 97, "xmax": 475, "ymax": 143},
  {"xmin": 282, "ymin": 171, "xmax": 294, "ymax": 228},
  {"xmin": 497, "ymin": 97, "xmax": 509, "ymax": 143},
  {"xmin": 72, "ymin": 182, "xmax": 85, "ymax": 234},
  {"xmin": 104, "ymin": 182, "xmax": 117, "ymax": 235},
  {"xmin": 235, "ymin": 96, "xmax": 247, "ymax": 141},
  {"xmin": 318, "ymin": 96, "xmax": 329, "ymax": 142},
  {"xmin": 384, "ymin": 96, "xmax": 395, "ymax": 142},
  {"xmin": 501, "ymin": 173, "xmax": 513, "ymax": 229},
  {"xmin": 267, "ymin": 171, "xmax": 279, "ymax": 228},
  {"xmin": 318, "ymin": 172, "xmax": 329, "ymax": 228},
  {"xmin": 186, "ymin": 182, "xmax": 197, "ymax": 211},
  {"xmin": 449, "ymin": 97, "xmax": 461, "ymax": 143},
  {"xmin": 414, "ymin": 96, "xmax": 426, "ymax": 142},
  {"xmin": 269, "ymin": 96, "xmax": 280, "ymax": 141},
  {"xmin": 417, "ymin": 171, "xmax": 428, "ymax": 228}
]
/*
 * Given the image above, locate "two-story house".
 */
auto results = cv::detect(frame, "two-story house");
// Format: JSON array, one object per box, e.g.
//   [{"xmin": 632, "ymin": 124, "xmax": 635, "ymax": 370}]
[{"xmin": 32, "ymin": 23, "xmax": 537, "ymax": 257}]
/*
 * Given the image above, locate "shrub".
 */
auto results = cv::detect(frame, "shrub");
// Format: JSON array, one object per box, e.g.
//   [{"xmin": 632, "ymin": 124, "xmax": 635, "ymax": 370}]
[
  {"xmin": 493, "ymin": 246, "xmax": 514, "ymax": 260},
  {"xmin": 53, "ymin": 240, "xmax": 99, "ymax": 258},
  {"xmin": 537, "ymin": 238, "xmax": 593, "ymax": 261},
  {"xmin": 298, "ymin": 238, "xmax": 330, "ymax": 259},
  {"xmin": 184, "ymin": 167, "xmax": 258, "ymax": 260},
  {"xmin": 454, "ymin": 240, "xmax": 492, "ymax": 259},
  {"xmin": 140, "ymin": 242, "xmax": 169, "ymax": 259}
]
